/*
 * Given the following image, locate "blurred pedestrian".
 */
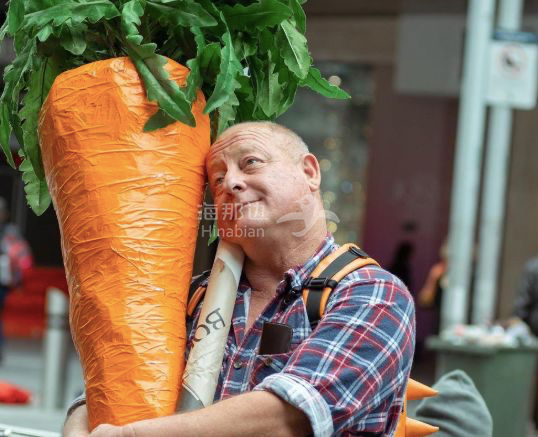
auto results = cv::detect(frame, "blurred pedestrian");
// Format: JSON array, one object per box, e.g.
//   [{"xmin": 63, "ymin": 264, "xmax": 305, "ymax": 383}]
[
  {"xmin": 0, "ymin": 197, "xmax": 33, "ymax": 361},
  {"xmin": 512, "ymin": 256, "xmax": 538, "ymax": 432},
  {"xmin": 389, "ymin": 240, "xmax": 415, "ymax": 290},
  {"xmin": 418, "ymin": 241, "xmax": 448, "ymax": 335},
  {"xmin": 513, "ymin": 256, "xmax": 538, "ymax": 337}
]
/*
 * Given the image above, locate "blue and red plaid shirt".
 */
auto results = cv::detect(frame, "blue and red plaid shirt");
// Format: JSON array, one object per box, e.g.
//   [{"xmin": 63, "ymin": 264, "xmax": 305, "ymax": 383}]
[
  {"xmin": 68, "ymin": 233, "xmax": 415, "ymax": 436},
  {"xmin": 187, "ymin": 233, "xmax": 415, "ymax": 436}
]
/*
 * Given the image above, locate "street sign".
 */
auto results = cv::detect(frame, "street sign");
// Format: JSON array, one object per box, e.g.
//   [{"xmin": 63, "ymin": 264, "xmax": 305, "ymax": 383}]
[{"xmin": 486, "ymin": 30, "xmax": 538, "ymax": 109}]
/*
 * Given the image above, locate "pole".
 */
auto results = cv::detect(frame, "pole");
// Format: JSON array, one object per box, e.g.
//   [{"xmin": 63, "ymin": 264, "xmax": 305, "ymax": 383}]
[
  {"xmin": 472, "ymin": 0, "xmax": 525, "ymax": 325},
  {"xmin": 442, "ymin": 0, "xmax": 496, "ymax": 329},
  {"xmin": 42, "ymin": 287, "xmax": 70, "ymax": 410}
]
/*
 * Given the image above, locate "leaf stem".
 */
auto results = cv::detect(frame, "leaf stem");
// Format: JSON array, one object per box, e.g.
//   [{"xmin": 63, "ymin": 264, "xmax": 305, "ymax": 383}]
[
  {"xmin": 103, "ymin": 21, "xmax": 122, "ymax": 56},
  {"xmin": 40, "ymin": 58, "xmax": 48, "ymax": 106}
]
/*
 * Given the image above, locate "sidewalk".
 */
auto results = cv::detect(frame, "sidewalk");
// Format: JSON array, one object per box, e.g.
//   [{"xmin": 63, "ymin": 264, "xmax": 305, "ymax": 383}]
[{"xmin": 0, "ymin": 338, "xmax": 83, "ymax": 433}]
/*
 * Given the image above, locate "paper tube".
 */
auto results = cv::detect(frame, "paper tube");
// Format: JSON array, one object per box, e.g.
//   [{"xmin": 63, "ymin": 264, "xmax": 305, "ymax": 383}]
[{"xmin": 179, "ymin": 239, "xmax": 244, "ymax": 410}]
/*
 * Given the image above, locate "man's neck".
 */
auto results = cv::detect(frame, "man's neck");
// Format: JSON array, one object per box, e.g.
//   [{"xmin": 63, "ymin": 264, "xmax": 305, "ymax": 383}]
[{"xmin": 240, "ymin": 224, "xmax": 327, "ymax": 295}]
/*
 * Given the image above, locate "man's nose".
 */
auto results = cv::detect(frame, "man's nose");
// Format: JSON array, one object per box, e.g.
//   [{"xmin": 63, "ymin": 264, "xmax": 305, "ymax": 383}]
[{"xmin": 224, "ymin": 171, "xmax": 246, "ymax": 194}]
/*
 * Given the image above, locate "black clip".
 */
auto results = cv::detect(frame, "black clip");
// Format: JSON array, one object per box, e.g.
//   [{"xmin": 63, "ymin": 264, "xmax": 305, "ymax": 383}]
[
  {"xmin": 302, "ymin": 276, "xmax": 338, "ymax": 290},
  {"xmin": 282, "ymin": 285, "xmax": 302, "ymax": 307},
  {"xmin": 349, "ymin": 246, "xmax": 369, "ymax": 259}
]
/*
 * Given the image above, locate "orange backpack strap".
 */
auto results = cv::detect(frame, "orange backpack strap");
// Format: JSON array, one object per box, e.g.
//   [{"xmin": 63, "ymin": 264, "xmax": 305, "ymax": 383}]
[
  {"xmin": 187, "ymin": 245, "xmax": 379, "ymax": 323},
  {"xmin": 302, "ymin": 243, "xmax": 379, "ymax": 323}
]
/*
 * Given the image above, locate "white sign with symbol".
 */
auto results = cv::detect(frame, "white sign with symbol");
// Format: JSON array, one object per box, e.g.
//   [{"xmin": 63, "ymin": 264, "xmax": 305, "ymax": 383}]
[{"xmin": 486, "ymin": 30, "xmax": 538, "ymax": 109}]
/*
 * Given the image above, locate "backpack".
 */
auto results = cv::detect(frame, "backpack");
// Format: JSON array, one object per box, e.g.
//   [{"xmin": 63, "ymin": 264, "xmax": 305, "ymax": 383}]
[{"xmin": 186, "ymin": 243, "xmax": 379, "ymax": 327}]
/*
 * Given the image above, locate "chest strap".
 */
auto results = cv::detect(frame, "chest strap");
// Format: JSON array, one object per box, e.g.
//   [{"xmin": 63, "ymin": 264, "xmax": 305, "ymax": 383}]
[
  {"xmin": 302, "ymin": 243, "xmax": 379, "ymax": 323},
  {"xmin": 186, "ymin": 244, "xmax": 379, "ymax": 323}
]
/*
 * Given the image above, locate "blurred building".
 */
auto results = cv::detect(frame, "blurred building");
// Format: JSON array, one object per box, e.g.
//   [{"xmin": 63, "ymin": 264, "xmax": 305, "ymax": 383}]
[{"xmin": 288, "ymin": 0, "xmax": 538, "ymax": 325}]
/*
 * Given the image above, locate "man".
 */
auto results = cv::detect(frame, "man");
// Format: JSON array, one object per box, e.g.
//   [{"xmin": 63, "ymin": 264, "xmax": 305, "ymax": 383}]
[
  {"xmin": 512, "ymin": 256, "xmax": 538, "ymax": 431},
  {"xmin": 0, "ymin": 197, "xmax": 33, "ymax": 362},
  {"xmin": 513, "ymin": 257, "xmax": 538, "ymax": 337},
  {"xmin": 64, "ymin": 122, "xmax": 415, "ymax": 436}
]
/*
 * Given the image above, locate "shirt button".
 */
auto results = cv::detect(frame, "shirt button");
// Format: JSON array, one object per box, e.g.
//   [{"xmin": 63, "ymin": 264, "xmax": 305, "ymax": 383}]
[{"xmin": 233, "ymin": 361, "xmax": 242, "ymax": 369}]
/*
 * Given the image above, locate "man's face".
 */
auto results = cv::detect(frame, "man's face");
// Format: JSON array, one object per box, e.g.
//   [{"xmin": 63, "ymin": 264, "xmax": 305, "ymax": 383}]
[{"xmin": 206, "ymin": 125, "xmax": 310, "ymax": 243}]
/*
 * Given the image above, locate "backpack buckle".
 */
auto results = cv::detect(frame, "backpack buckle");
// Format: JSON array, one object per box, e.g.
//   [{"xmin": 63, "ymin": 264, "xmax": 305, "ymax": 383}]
[
  {"xmin": 349, "ymin": 246, "xmax": 369, "ymax": 258},
  {"xmin": 282, "ymin": 285, "xmax": 302, "ymax": 306},
  {"xmin": 302, "ymin": 276, "xmax": 338, "ymax": 290}
]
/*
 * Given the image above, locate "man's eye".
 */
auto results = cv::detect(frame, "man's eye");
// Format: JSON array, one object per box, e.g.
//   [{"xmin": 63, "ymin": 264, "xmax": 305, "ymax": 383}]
[
  {"xmin": 214, "ymin": 177, "xmax": 224, "ymax": 186},
  {"xmin": 245, "ymin": 157, "xmax": 260, "ymax": 166}
]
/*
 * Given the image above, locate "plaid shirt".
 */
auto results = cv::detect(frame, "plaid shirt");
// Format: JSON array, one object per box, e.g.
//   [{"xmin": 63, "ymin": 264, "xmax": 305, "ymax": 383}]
[
  {"xmin": 68, "ymin": 234, "xmax": 415, "ymax": 436},
  {"xmin": 187, "ymin": 233, "xmax": 415, "ymax": 436}
]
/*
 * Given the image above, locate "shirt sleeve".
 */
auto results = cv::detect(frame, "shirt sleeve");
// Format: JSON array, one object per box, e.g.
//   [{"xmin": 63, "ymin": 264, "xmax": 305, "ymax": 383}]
[
  {"xmin": 66, "ymin": 392, "xmax": 86, "ymax": 418},
  {"xmin": 253, "ymin": 269, "xmax": 415, "ymax": 436}
]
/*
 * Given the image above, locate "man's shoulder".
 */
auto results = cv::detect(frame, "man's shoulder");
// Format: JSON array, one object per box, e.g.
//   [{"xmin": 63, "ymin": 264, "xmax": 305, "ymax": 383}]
[{"xmin": 334, "ymin": 264, "xmax": 414, "ymax": 307}]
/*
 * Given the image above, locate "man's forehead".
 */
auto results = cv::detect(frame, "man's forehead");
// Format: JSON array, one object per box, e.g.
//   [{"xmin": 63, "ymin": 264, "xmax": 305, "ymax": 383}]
[
  {"xmin": 215, "ymin": 125, "xmax": 273, "ymax": 148},
  {"xmin": 208, "ymin": 127, "xmax": 277, "ymax": 163},
  {"xmin": 215, "ymin": 141, "xmax": 269, "ymax": 156}
]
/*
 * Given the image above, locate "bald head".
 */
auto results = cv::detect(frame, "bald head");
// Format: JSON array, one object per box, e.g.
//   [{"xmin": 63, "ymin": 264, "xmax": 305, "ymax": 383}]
[
  {"xmin": 215, "ymin": 121, "xmax": 309, "ymax": 162},
  {"xmin": 206, "ymin": 120, "xmax": 324, "ymax": 246}
]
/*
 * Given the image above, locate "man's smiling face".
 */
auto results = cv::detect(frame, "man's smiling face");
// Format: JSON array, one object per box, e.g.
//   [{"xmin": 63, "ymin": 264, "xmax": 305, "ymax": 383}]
[{"xmin": 206, "ymin": 123, "xmax": 312, "ymax": 243}]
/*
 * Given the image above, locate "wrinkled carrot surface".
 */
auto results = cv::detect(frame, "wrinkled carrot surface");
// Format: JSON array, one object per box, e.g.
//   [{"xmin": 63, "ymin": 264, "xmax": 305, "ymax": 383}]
[{"xmin": 39, "ymin": 57, "xmax": 210, "ymax": 429}]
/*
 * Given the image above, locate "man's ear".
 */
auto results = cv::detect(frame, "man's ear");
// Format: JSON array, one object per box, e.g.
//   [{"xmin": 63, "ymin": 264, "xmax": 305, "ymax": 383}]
[{"xmin": 302, "ymin": 153, "xmax": 321, "ymax": 192}]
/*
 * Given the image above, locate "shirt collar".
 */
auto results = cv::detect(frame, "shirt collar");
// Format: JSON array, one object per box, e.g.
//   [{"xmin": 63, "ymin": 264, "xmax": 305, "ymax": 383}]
[
  {"xmin": 283, "ymin": 232, "xmax": 338, "ymax": 292},
  {"xmin": 235, "ymin": 232, "xmax": 338, "ymax": 295}
]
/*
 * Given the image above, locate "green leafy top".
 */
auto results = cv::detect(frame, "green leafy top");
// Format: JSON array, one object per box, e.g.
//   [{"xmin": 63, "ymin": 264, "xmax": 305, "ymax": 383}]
[{"xmin": 0, "ymin": 0, "xmax": 350, "ymax": 215}]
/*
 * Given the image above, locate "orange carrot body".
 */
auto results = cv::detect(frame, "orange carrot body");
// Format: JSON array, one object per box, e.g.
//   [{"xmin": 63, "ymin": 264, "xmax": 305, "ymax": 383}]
[{"xmin": 38, "ymin": 57, "xmax": 210, "ymax": 429}]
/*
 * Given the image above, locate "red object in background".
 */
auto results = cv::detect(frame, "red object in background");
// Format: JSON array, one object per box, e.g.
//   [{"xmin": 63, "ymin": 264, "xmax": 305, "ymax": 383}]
[
  {"xmin": 0, "ymin": 381, "xmax": 31, "ymax": 404},
  {"xmin": 2, "ymin": 267, "xmax": 68, "ymax": 338},
  {"xmin": 0, "ymin": 150, "xmax": 21, "ymax": 167}
]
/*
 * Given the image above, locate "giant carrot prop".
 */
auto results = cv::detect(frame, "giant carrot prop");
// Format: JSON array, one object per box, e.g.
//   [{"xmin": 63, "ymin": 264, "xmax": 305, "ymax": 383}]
[
  {"xmin": 39, "ymin": 57, "xmax": 209, "ymax": 427},
  {"xmin": 394, "ymin": 379, "xmax": 439, "ymax": 437},
  {"xmin": 0, "ymin": 0, "xmax": 351, "ymax": 430}
]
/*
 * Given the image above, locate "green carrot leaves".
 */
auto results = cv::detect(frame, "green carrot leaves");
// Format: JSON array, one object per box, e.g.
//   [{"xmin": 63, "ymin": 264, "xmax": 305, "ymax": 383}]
[
  {"xmin": 221, "ymin": 0, "xmax": 291, "ymax": 29},
  {"xmin": 0, "ymin": 103, "xmax": 15, "ymax": 168},
  {"xmin": 22, "ymin": 1, "xmax": 120, "ymax": 31},
  {"xmin": 7, "ymin": 0, "xmax": 25, "ymax": 35},
  {"xmin": 20, "ymin": 154, "xmax": 51, "ymax": 216},
  {"xmin": 19, "ymin": 57, "xmax": 60, "ymax": 180},
  {"xmin": 204, "ymin": 19, "xmax": 242, "ymax": 115},
  {"xmin": 278, "ymin": 19, "xmax": 310, "ymax": 80},
  {"xmin": 122, "ymin": 0, "xmax": 195, "ymax": 129},
  {"xmin": 1, "ymin": 0, "xmax": 351, "ymax": 214},
  {"xmin": 146, "ymin": 1, "xmax": 217, "ymax": 28},
  {"xmin": 302, "ymin": 67, "xmax": 351, "ymax": 99}
]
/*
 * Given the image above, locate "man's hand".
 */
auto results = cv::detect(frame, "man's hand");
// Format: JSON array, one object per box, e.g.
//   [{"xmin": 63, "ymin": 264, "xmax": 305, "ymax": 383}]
[{"xmin": 64, "ymin": 405, "xmax": 136, "ymax": 437}]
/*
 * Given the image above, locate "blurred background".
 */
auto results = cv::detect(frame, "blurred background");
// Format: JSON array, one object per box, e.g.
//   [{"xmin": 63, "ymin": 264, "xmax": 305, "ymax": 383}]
[{"xmin": 1, "ymin": 0, "xmax": 538, "ymax": 435}]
